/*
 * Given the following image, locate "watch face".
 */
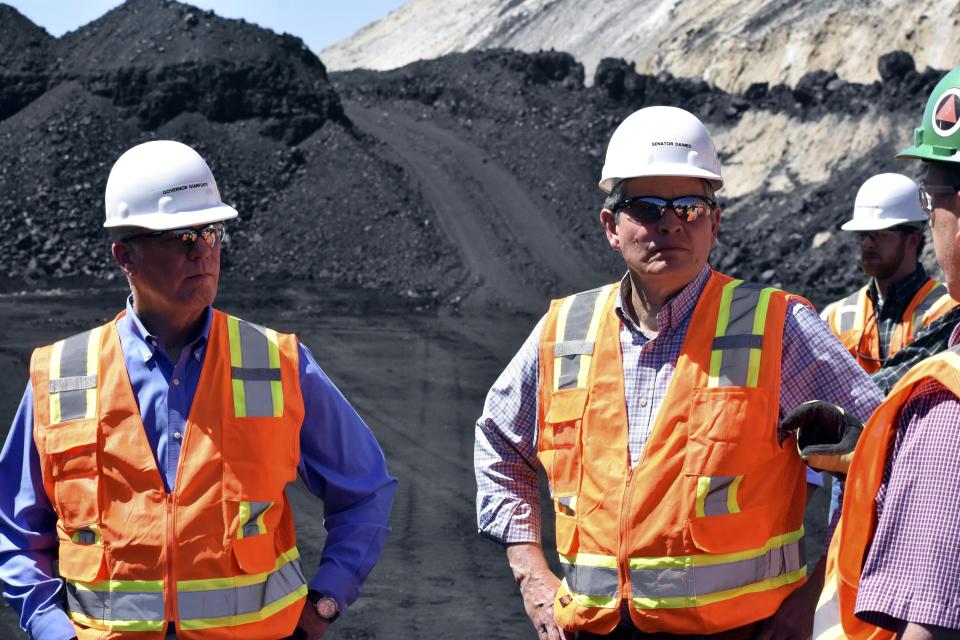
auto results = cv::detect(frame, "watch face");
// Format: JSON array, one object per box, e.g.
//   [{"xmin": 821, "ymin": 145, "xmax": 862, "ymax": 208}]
[{"xmin": 316, "ymin": 597, "xmax": 338, "ymax": 620}]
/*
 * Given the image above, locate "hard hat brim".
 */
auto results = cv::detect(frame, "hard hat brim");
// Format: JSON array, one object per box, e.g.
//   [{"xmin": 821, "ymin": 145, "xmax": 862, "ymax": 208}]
[
  {"xmin": 896, "ymin": 144, "xmax": 960, "ymax": 163},
  {"xmin": 103, "ymin": 203, "xmax": 239, "ymax": 230},
  {"xmin": 599, "ymin": 164, "xmax": 723, "ymax": 193},
  {"xmin": 840, "ymin": 217, "xmax": 926, "ymax": 231}
]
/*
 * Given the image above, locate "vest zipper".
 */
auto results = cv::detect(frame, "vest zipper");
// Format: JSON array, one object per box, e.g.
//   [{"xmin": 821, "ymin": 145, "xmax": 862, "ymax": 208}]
[
  {"xmin": 618, "ymin": 466, "xmax": 638, "ymax": 615},
  {"xmin": 165, "ymin": 493, "xmax": 177, "ymax": 633}
]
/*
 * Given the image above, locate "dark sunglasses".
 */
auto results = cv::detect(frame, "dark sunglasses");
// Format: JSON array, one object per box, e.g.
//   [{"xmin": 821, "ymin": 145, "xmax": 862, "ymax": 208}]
[
  {"xmin": 613, "ymin": 195, "xmax": 717, "ymax": 225},
  {"xmin": 122, "ymin": 223, "xmax": 225, "ymax": 249}
]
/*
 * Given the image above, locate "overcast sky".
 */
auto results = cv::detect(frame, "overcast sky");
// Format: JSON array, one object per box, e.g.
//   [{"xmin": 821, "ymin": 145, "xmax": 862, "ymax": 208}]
[{"xmin": 4, "ymin": 0, "xmax": 406, "ymax": 51}]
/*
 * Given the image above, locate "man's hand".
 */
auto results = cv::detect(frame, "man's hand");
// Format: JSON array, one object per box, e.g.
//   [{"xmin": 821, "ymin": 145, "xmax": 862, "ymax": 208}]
[
  {"xmin": 506, "ymin": 543, "xmax": 574, "ymax": 640},
  {"xmin": 755, "ymin": 557, "xmax": 825, "ymax": 640},
  {"xmin": 284, "ymin": 598, "xmax": 332, "ymax": 640}
]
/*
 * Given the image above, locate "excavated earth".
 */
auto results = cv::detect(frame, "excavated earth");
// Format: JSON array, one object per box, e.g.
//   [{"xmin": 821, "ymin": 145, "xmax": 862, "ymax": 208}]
[{"xmin": 0, "ymin": 0, "xmax": 933, "ymax": 637}]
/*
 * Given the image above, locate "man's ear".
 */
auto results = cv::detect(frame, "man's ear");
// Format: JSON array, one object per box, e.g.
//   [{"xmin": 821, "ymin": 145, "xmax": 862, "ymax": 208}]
[
  {"xmin": 710, "ymin": 207, "xmax": 722, "ymax": 249},
  {"xmin": 112, "ymin": 242, "xmax": 136, "ymax": 277},
  {"xmin": 600, "ymin": 209, "xmax": 620, "ymax": 252}
]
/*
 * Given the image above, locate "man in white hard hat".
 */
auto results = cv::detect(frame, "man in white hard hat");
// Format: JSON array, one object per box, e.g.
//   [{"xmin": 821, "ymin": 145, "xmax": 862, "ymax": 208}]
[
  {"xmin": 474, "ymin": 106, "xmax": 883, "ymax": 640},
  {"xmin": 0, "ymin": 140, "xmax": 396, "ymax": 640},
  {"xmin": 821, "ymin": 173, "xmax": 957, "ymax": 377}
]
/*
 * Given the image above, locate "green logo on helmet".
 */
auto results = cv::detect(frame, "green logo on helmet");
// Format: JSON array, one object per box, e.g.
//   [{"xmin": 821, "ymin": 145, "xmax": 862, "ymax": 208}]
[{"xmin": 933, "ymin": 89, "xmax": 960, "ymax": 137}]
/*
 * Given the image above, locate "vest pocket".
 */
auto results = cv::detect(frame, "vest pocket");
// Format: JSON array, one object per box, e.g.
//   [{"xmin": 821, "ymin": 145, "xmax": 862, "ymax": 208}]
[
  {"xmin": 58, "ymin": 537, "xmax": 106, "ymax": 582},
  {"xmin": 43, "ymin": 420, "xmax": 100, "ymax": 527},
  {"xmin": 686, "ymin": 506, "xmax": 772, "ymax": 554},
  {"xmin": 543, "ymin": 388, "xmax": 588, "ymax": 501},
  {"xmin": 222, "ymin": 417, "xmax": 298, "ymax": 499},
  {"xmin": 684, "ymin": 387, "xmax": 773, "ymax": 477},
  {"xmin": 231, "ymin": 528, "xmax": 279, "ymax": 574}
]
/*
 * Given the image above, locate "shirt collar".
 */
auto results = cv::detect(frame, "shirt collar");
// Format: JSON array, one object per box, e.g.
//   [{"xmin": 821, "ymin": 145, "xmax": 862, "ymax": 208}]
[
  {"xmin": 616, "ymin": 264, "xmax": 712, "ymax": 336},
  {"xmin": 121, "ymin": 295, "xmax": 212, "ymax": 363}
]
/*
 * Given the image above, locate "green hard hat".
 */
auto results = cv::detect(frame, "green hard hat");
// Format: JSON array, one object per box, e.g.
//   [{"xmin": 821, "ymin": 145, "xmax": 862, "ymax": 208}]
[{"xmin": 898, "ymin": 67, "xmax": 960, "ymax": 163}]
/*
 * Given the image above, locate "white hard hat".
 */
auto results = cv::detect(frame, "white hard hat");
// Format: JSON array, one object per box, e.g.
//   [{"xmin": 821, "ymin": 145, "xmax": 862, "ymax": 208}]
[
  {"xmin": 599, "ymin": 106, "xmax": 723, "ymax": 193},
  {"xmin": 104, "ymin": 140, "xmax": 238, "ymax": 230},
  {"xmin": 840, "ymin": 173, "xmax": 928, "ymax": 232}
]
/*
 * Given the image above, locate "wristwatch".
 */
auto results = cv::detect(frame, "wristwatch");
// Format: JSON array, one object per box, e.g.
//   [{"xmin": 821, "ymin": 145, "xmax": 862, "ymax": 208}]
[{"xmin": 308, "ymin": 590, "xmax": 340, "ymax": 622}]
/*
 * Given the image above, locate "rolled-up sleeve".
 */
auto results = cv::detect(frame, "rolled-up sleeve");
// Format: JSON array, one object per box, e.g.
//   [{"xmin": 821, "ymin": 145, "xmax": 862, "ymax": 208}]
[
  {"xmin": 296, "ymin": 344, "xmax": 397, "ymax": 616},
  {"xmin": 0, "ymin": 382, "xmax": 75, "ymax": 640},
  {"xmin": 474, "ymin": 317, "xmax": 544, "ymax": 544},
  {"xmin": 855, "ymin": 381, "xmax": 960, "ymax": 631}
]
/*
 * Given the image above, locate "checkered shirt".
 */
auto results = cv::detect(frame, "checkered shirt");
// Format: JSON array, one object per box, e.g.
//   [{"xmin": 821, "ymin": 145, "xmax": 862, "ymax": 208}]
[
  {"xmin": 854, "ymin": 321, "xmax": 960, "ymax": 632},
  {"xmin": 475, "ymin": 265, "xmax": 884, "ymax": 543}
]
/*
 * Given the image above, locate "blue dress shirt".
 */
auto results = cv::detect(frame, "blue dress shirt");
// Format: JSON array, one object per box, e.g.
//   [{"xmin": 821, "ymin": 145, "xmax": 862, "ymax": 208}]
[{"xmin": 0, "ymin": 299, "xmax": 397, "ymax": 640}]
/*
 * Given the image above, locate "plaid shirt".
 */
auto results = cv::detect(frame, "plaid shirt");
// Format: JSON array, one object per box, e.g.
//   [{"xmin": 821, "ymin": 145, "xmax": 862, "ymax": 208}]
[
  {"xmin": 855, "ymin": 322, "xmax": 960, "ymax": 631},
  {"xmin": 867, "ymin": 264, "xmax": 931, "ymax": 360},
  {"xmin": 475, "ymin": 265, "xmax": 884, "ymax": 543},
  {"xmin": 871, "ymin": 305, "xmax": 960, "ymax": 394}
]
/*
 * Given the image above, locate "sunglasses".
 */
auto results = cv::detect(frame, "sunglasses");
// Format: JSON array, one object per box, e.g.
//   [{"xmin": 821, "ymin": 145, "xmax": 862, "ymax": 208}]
[
  {"xmin": 612, "ymin": 195, "xmax": 717, "ymax": 225},
  {"xmin": 918, "ymin": 180, "xmax": 960, "ymax": 215},
  {"xmin": 122, "ymin": 223, "xmax": 225, "ymax": 249}
]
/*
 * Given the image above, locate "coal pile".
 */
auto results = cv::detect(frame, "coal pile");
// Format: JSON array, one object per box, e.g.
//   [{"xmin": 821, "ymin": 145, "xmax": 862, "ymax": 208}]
[
  {"xmin": 0, "ymin": 0, "xmax": 948, "ymax": 312},
  {"xmin": 0, "ymin": 0, "xmax": 464, "ymax": 303}
]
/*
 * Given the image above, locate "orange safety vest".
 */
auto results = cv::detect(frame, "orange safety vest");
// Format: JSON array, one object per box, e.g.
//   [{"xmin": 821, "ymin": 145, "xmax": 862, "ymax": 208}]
[
  {"xmin": 537, "ymin": 272, "xmax": 810, "ymax": 635},
  {"xmin": 813, "ymin": 345, "xmax": 960, "ymax": 640},
  {"xmin": 30, "ymin": 309, "xmax": 306, "ymax": 639},
  {"xmin": 823, "ymin": 278, "xmax": 956, "ymax": 373}
]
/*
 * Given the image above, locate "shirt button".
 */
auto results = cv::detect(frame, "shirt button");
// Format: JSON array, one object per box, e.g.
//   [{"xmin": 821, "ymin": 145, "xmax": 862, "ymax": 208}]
[
  {"xmin": 150, "ymin": 339, "xmax": 158, "ymax": 347},
  {"xmin": 173, "ymin": 378, "xmax": 180, "ymax": 386},
  {"xmin": 173, "ymin": 432, "xmax": 182, "ymax": 440},
  {"xmin": 640, "ymin": 399, "xmax": 648, "ymax": 407}
]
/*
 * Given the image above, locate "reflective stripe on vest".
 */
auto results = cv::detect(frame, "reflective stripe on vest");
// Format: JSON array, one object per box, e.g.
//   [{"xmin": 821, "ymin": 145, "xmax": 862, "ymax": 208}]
[
  {"xmin": 835, "ymin": 289, "xmax": 865, "ymax": 334},
  {"xmin": 559, "ymin": 527, "xmax": 805, "ymax": 610},
  {"xmin": 238, "ymin": 501, "xmax": 273, "ymax": 538},
  {"xmin": 65, "ymin": 546, "xmax": 306, "ymax": 632},
  {"xmin": 47, "ymin": 327, "xmax": 102, "ymax": 423},
  {"xmin": 708, "ymin": 280, "xmax": 776, "ymax": 388},
  {"xmin": 911, "ymin": 281, "xmax": 949, "ymax": 326},
  {"xmin": 227, "ymin": 315, "xmax": 284, "ymax": 417},
  {"xmin": 552, "ymin": 284, "xmax": 615, "ymax": 391},
  {"xmin": 695, "ymin": 475, "xmax": 743, "ymax": 517}
]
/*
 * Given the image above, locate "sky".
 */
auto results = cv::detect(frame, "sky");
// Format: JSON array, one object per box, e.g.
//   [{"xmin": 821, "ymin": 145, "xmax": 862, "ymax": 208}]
[{"xmin": 4, "ymin": 0, "xmax": 407, "ymax": 51}]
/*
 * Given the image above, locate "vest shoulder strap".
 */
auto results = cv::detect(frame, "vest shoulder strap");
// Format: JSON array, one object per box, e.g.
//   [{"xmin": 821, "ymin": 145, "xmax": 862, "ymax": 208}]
[
  {"xmin": 34, "ymin": 325, "xmax": 108, "ymax": 424},
  {"xmin": 544, "ymin": 283, "xmax": 619, "ymax": 391}
]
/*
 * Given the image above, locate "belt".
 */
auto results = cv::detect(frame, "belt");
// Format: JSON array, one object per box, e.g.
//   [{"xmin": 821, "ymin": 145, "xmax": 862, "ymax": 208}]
[{"xmin": 576, "ymin": 619, "xmax": 766, "ymax": 640}]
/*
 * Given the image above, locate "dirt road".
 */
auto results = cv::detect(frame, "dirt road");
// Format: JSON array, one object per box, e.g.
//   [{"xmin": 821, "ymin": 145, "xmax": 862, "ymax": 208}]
[{"xmin": 347, "ymin": 103, "xmax": 605, "ymax": 311}]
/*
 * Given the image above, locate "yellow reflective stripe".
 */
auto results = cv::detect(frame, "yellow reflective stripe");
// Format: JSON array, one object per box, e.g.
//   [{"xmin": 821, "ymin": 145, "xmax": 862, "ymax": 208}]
[
  {"xmin": 237, "ymin": 501, "xmax": 251, "ymax": 540},
  {"xmin": 629, "ymin": 526, "xmax": 804, "ymax": 570},
  {"xmin": 552, "ymin": 296, "xmax": 575, "ymax": 391},
  {"xmin": 727, "ymin": 475, "xmax": 743, "ymax": 514},
  {"xmin": 853, "ymin": 288, "xmax": 868, "ymax": 330},
  {"xmin": 631, "ymin": 566, "xmax": 806, "ymax": 609},
  {"xmin": 255, "ymin": 503, "xmax": 271, "ymax": 536},
  {"xmin": 746, "ymin": 288, "xmax": 775, "ymax": 388},
  {"xmin": 49, "ymin": 339, "xmax": 64, "ymax": 423},
  {"xmin": 177, "ymin": 546, "xmax": 300, "ymax": 591},
  {"xmin": 70, "ymin": 578, "xmax": 164, "ymax": 593},
  {"xmin": 266, "ymin": 328, "xmax": 284, "ymax": 417},
  {"xmin": 572, "ymin": 592, "xmax": 620, "ymax": 609},
  {"xmin": 84, "ymin": 327, "xmax": 102, "ymax": 419},
  {"xmin": 71, "ymin": 524, "xmax": 102, "ymax": 544},
  {"xmin": 227, "ymin": 316, "xmax": 246, "ymax": 417},
  {"xmin": 695, "ymin": 476, "xmax": 710, "ymax": 518},
  {"xmin": 227, "ymin": 315, "xmax": 243, "ymax": 368},
  {"xmin": 69, "ymin": 610, "xmax": 165, "ymax": 632},
  {"xmin": 179, "ymin": 584, "xmax": 308, "ymax": 631},
  {"xmin": 576, "ymin": 284, "xmax": 613, "ymax": 388},
  {"xmin": 708, "ymin": 279, "xmax": 742, "ymax": 387},
  {"xmin": 559, "ymin": 550, "xmax": 618, "ymax": 570}
]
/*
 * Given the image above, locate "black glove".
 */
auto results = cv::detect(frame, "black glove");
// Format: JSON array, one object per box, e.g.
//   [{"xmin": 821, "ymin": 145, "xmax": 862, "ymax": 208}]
[{"xmin": 778, "ymin": 400, "xmax": 863, "ymax": 475}]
